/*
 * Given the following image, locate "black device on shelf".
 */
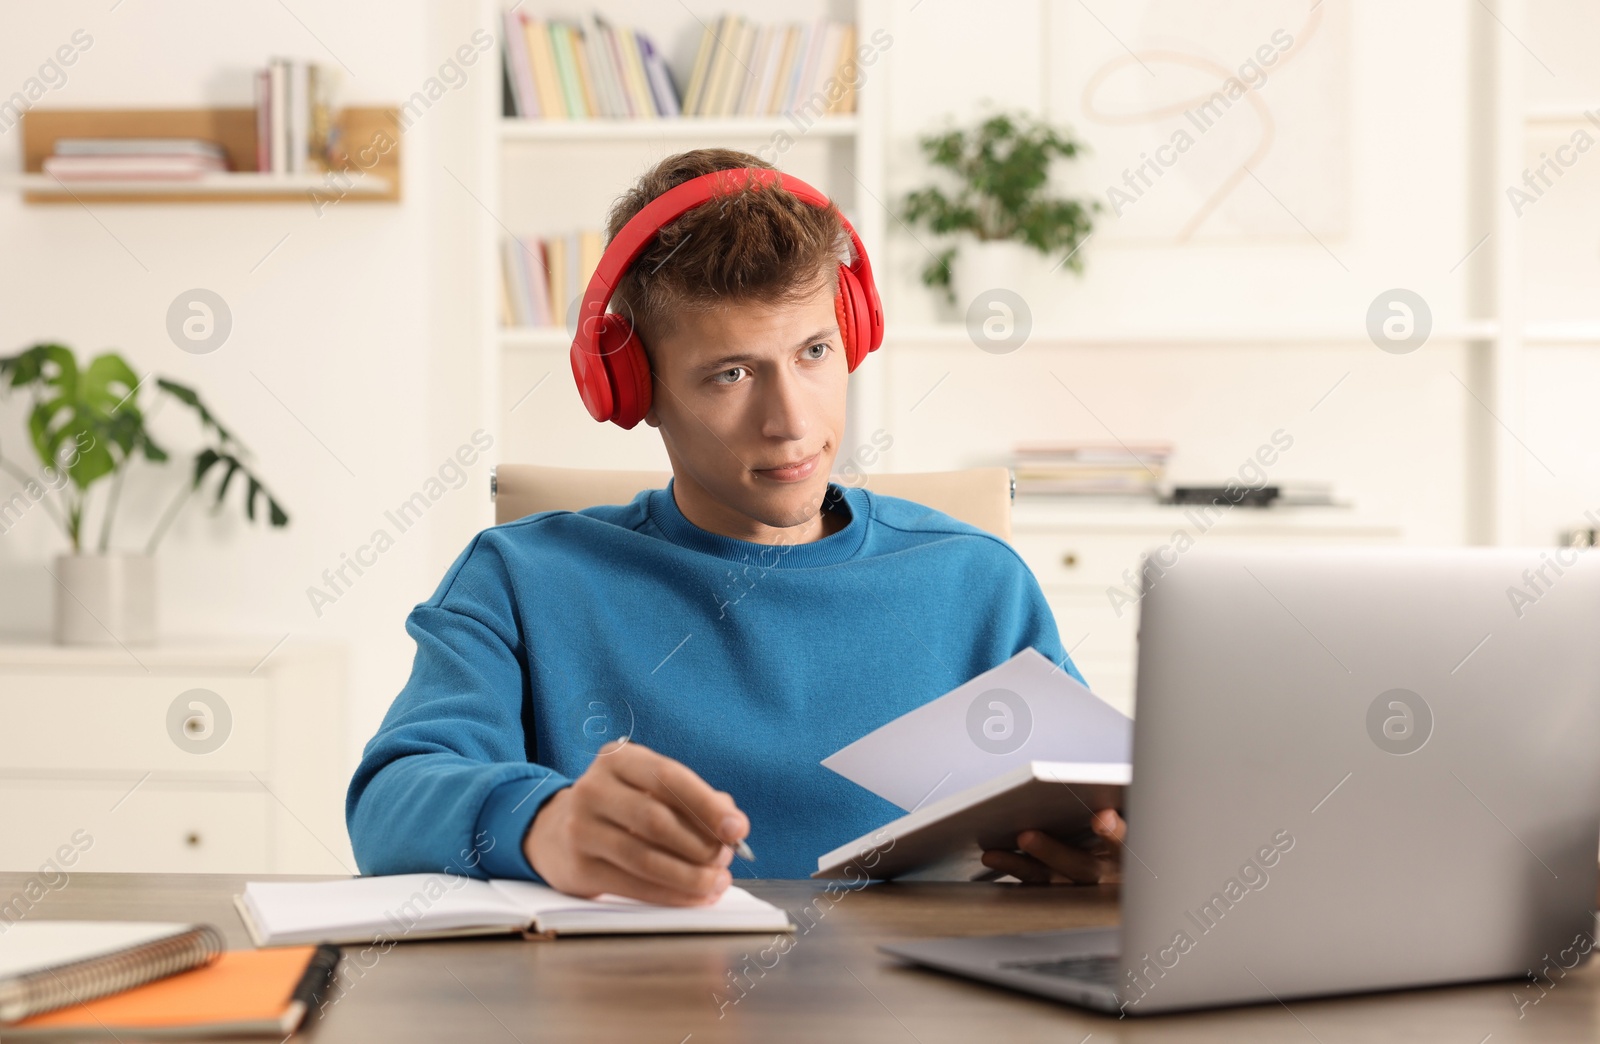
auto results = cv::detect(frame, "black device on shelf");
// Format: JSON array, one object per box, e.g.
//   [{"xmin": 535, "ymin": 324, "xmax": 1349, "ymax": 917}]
[{"xmin": 1166, "ymin": 485, "xmax": 1282, "ymax": 508}]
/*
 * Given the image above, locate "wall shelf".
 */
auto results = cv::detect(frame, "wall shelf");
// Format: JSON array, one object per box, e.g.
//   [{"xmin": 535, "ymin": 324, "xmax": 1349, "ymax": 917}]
[
  {"xmin": 499, "ymin": 115, "xmax": 858, "ymax": 142},
  {"xmin": 2, "ymin": 171, "xmax": 392, "ymax": 201},
  {"xmin": 1524, "ymin": 103, "xmax": 1600, "ymax": 127},
  {"xmin": 878, "ymin": 321, "xmax": 1502, "ymax": 347},
  {"xmin": 14, "ymin": 106, "xmax": 402, "ymax": 204},
  {"xmin": 1525, "ymin": 321, "xmax": 1600, "ymax": 344}
]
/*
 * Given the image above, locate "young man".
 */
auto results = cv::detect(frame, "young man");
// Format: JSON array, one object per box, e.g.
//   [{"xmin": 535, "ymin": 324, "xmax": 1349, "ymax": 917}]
[{"xmin": 347, "ymin": 149, "xmax": 1124, "ymax": 906}]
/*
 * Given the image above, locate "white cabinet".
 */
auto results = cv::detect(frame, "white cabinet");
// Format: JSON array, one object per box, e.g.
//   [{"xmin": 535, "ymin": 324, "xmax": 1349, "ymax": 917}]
[
  {"xmin": 0, "ymin": 638, "xmax": 349, "ymax": 875},
  {"xmin": 1009, "ymin": 502, "xmax": 1404, "ymax": 717}
]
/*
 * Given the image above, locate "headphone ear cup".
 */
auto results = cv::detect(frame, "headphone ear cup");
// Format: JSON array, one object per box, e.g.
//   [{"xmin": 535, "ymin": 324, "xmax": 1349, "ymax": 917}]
[
  {"xmin": 571, "ymin": 323, "xmax": 615, "ymax": 423},
  {"xmin": 836, "ymin": 264, "xmax": 868, "ymax": 371},
  {"xmin": 592, "ymin": 315, "xmax": 653, "ymax": 429}
]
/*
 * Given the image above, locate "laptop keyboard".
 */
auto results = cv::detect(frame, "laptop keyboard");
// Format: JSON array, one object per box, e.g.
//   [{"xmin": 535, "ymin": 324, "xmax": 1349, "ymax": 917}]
[{"xmin": 1000, "ymin": 954, "xmax": 1122, "ymax": 987}]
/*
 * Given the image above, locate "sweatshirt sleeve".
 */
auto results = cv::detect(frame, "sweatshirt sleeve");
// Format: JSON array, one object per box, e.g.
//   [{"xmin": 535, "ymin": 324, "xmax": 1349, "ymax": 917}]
[{"xmin": 346, "ymin": 530, "xmax": 572, "ymax": 882}]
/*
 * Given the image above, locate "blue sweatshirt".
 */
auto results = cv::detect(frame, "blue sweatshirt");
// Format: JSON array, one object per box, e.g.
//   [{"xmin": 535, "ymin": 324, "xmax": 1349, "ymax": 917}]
[{"xmin": 346, "ymin": 478, "xmax": 1085, "ymax": 882}]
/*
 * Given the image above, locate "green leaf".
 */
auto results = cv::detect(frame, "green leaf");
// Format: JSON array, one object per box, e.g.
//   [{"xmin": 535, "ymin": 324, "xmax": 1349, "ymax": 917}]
[
  {"xmin": 213, "ymin": 459, "xmax": 241, "ymax": 513},
  {"xmin": 0, "ymin": 343, "xmax": 291, "ymax": 549},
  {"xmin": 157, "ymin": 378, "xmax": 238, "ymax": 446},
  {"xmin": 192, "ymin": 447, "xmax": 224, "ymax": 487},
  {"xmin": 898, "ymin": 108, "xmax": 1098, "ymax": 290},
  {"xmin": 81, "ymin": 353, "xmax": 141, "ymax": 415}
]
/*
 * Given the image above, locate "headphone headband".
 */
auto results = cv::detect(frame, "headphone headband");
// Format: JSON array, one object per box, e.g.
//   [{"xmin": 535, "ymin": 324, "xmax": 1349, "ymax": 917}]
[{"xmin": 571, "ymin": 167, "xmax": 879, "ymax": 357}]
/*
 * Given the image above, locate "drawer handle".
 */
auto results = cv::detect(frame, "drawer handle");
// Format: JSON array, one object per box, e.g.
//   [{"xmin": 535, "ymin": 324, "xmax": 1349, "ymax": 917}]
[
  {"xmin": 185, "ymin": 832, "xmax": 202, "ymax": 848},
  {"xmin": 1061, "ymin": 552, "xmax": 1079, "ymax": 568}
]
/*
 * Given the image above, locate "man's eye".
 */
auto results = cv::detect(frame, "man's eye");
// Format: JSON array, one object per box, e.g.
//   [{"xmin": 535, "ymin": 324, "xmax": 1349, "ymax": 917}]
[
  {"xmin": 713, "ymin": 366, "xmax": 746, "ymax": 385},
  {"xmin": 804, "ymin": 343, "xmax": 829, "ymax": 359}
]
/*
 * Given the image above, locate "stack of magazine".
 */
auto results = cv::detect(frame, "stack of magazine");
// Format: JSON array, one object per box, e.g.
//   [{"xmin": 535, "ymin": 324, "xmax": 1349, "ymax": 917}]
[{"xmin": 1010, "ymin": 441, "xmax": 1172, "ymax": 499}]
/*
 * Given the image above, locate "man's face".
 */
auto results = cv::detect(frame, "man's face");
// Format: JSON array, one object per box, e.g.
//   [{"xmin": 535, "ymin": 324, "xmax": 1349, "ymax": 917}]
[{"xmin": 643, "ymin": 275, "xmax": 847, "ymax": 542}]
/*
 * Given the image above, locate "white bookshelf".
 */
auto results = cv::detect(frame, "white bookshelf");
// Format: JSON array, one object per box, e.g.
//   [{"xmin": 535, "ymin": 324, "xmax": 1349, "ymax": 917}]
[
  {"xmin": 476, "ymin": 1, "xmax": 889, "ymax": 470},
  {"xmin": 1488, "ymin": 0, "xmax": 1600, "ymax": 543}
]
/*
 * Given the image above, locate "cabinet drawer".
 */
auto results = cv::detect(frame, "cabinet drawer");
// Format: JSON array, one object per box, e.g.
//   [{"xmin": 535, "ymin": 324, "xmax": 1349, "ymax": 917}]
[
  {"xmin": 0, "ymin": 673, "xmax": 267, "ymax": 774},
  {"xmin": 1012, "ymin": 531, "xmax": 1164, "ymax": 591},
  {"xmin": 0, "ymin": 779, "xmax": 271, "ymax": 874}
]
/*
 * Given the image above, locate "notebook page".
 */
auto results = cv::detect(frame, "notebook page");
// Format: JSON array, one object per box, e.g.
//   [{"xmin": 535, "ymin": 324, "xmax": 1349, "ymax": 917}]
[
  {"xmin": 0, "ymin": 923, "xmax": 194, "ymax": 979},
  {"xmin": 488, "ymin": 880, "xmax": 779, "ymax": 920},
  {"xmin": 243, "ymin": 874, "xmax": 527, "ymax": 942}
]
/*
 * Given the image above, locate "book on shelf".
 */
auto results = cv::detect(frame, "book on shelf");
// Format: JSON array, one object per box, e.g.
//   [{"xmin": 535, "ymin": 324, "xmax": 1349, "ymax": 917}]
[
  {"xmin": 503, "ymin": 11, "xmax": 680, "ymax": 120},
  {"xmin": 53, "ymin": 139, "xmax": 225, "ymax": 158},
  {"xmin": 501, "ymin": 231, "xmax": 603, "ymax": 330},
  {"xmin": 254, "ymin": 57, "xmax": 340, "ymax": 174},
  {"xmin": 41, "ymin": 154, "xmax": 226, "ymax": 179},
  {"xmin": 42, "ymin": 139, "xmax": 228, "ymax": 180},
  {"xmin": 1010, "ymin": 441, "xmax": 1172, "ymax": 498},
  {"xmin": 500, "ymin": 10, "xmax": 857, "ymax": 121}
]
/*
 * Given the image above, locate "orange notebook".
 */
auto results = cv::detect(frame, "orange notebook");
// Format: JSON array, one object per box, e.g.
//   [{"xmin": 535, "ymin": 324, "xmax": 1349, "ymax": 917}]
[{"xmin": 7, "ymin": 945, "xmax": 340, "ymax": 1040}]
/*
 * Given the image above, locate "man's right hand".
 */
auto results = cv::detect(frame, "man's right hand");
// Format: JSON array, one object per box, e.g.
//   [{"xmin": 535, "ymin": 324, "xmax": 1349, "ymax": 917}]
[{"xmin": 524, "ymin": 741, "xmax": 748, "ymax": 906}]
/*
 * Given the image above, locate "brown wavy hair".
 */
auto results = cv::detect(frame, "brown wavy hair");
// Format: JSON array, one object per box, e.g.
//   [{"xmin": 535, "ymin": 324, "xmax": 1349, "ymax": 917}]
[{"xmin": 603, "ymin": 149, "xmax": 850, "ymax": 365}]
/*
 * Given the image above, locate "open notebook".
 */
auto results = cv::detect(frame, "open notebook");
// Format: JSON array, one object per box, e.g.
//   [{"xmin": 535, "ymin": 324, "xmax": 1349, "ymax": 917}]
[
  {"xmin": 814, "ymin": 760, "xmax": 1129, "ymax": 880},
  {"xmin": 236, "ymin": 874, "xmax": 793, "ymax": 945}
]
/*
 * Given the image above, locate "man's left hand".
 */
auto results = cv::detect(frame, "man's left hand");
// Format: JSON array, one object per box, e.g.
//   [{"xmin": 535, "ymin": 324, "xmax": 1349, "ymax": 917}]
[{"xmin": 979, "ymin": 808, "xmax": 1125, "ymax": 884}]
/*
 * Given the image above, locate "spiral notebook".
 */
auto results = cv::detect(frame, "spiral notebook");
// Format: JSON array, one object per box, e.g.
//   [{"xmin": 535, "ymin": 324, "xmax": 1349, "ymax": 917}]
[
  {"xmin": 0, "ymin": 922, "xmax": 223, "ymax": 1024},
  {"xmin": 4, "ymin": 945, "xmax": 341, "ymax": 1040}
]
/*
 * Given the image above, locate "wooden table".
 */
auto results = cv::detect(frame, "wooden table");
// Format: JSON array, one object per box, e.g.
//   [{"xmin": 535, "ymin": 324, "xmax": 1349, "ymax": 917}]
[{"xmin": 8, "ymin": 872, "xmax": 1600, "ymax": 1042}]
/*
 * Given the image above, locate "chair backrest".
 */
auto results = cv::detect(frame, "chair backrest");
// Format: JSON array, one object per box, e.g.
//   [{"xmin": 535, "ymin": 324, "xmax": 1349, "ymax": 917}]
[{"xmin": 491, "ymin": 464, "xmax": 1014, "ymax": 540}]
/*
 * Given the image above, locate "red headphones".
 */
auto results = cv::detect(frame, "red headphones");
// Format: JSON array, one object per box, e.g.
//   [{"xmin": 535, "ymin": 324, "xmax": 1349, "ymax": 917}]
[{"xmin": 569, "ymin": 167, "xmax": 884, "ymax": 429}]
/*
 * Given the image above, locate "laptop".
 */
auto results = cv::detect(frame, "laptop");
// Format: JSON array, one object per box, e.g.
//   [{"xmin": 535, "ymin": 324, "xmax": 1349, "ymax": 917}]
[{"xmin": 881, "ymin": 547, "xmax": 1600, "ymax": 1015}]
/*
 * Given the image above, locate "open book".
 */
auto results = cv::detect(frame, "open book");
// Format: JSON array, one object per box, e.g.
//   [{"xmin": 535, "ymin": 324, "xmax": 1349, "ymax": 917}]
[
  {"xmin": 236, "ymin": 874, "xmax": 792, "ymax": 945},
  {"xmin": 815, "ymin": 760, "xmax": 1128, "ymax": 880},
  {"xmin": 816, "ymin": 647, "xmax": 1133, "ymax": 880}
]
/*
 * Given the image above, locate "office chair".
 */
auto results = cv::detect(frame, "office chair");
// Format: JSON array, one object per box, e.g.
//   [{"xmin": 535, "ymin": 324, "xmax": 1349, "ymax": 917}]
[{"xmin": 490, "ymin": 464, "xmax": 1016, "ymax": 541}]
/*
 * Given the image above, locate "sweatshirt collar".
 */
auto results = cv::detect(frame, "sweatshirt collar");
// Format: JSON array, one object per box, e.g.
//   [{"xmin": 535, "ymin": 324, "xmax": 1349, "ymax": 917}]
[{"xmin": 647, "ymin": 477, "xmax": 868, "ymax": 568}]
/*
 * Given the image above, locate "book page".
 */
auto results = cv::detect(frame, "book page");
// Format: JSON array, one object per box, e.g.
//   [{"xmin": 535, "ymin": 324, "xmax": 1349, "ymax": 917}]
[
  {"xmin": 243, "ymin": 874, "xmax": 526, "ymax": 940},
  {"xmin": 487, "ymin": 880, "xmax": 774, "ymax": 919},
  {"xmin": 821, "ymin": 647, "xmax": 1132, "ymax": 810}
]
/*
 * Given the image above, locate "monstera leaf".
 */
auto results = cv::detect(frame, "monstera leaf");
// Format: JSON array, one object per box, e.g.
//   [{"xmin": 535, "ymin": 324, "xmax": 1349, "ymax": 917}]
[{"xmin": 0, "ymin": 343, "xmax": 290, "ymax": 553}]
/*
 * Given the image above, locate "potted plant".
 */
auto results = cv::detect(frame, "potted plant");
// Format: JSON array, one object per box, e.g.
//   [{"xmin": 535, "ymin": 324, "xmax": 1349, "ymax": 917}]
[
  {"xmin": 0, "ymin": 343, "xmax": 289, "ymax": 645},
  {"xmin": 900, "ymin": 110, "xmax": 1100, "ymax": 311}
]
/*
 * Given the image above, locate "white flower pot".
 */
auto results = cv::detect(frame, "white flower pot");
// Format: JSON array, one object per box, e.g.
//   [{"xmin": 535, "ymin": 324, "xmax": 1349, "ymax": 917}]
[
  {"xmin": 949, "ymin": 239, "xmax": 1050, "ymax": 314},
  {"xmin": 53, "ymin": 552, "xmax": 157, "ymax": 646}
]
